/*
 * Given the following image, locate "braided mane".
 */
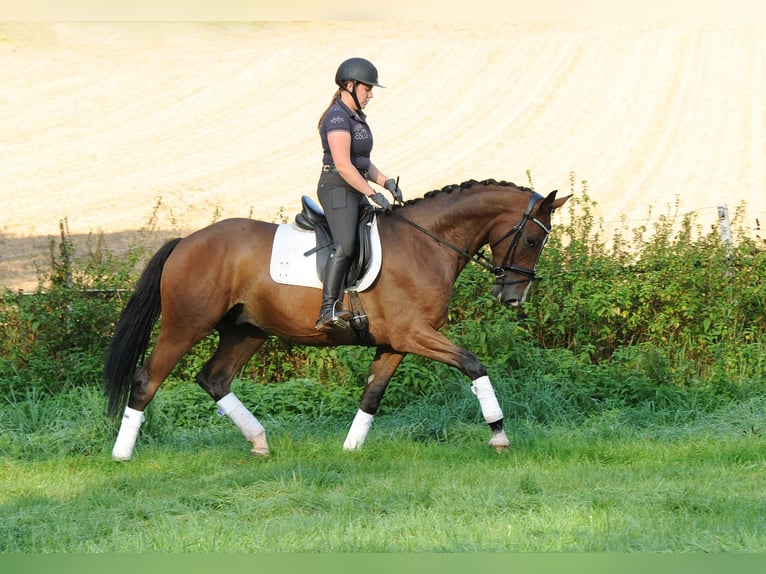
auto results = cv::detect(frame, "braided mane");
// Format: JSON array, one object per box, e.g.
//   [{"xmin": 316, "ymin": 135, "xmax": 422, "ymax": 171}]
[{"xmin": 399, "ymin": 179, "xmax": 535, "ymax": 208}]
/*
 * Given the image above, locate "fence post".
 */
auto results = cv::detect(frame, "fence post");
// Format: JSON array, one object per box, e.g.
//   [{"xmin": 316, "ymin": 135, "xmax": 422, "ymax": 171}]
[{"xmin": 717, "ymin": 204, "xmax": 732, "ymax": 250}]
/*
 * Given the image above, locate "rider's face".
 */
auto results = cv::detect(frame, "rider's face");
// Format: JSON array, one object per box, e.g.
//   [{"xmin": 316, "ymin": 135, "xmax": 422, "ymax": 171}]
[{"xmin": 345, "ymin": 81, "xmax": 374, "ymax": 109}]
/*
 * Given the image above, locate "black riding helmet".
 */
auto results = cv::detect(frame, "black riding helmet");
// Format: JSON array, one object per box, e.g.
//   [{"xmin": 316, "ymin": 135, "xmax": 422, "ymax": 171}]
[
  {"xmin": 335, "ymin": 57, "xmax": 384, "ymax": 111},
  {"xmin": 335, "ymin": 57, "xmax": 384, "ymax": 88}
]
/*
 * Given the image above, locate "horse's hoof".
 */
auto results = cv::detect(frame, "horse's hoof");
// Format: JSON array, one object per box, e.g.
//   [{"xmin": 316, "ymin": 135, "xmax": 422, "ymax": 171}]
[
  {"xmin": 250, "ymin": 447, "xmax": 270, "ymax": 456},
  {"xmin": 488, "ymin": 430, "xmax": 510, "ymax": 452},
  {"xmin": 249, "ymin": 433, "xmax": 270, "ymax": 456}
]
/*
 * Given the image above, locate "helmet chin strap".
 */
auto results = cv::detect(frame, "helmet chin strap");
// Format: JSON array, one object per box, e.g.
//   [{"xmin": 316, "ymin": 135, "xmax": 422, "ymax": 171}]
[{"xmin": 344, "ymin": 80, "xmax": 363, "ymax": 113}]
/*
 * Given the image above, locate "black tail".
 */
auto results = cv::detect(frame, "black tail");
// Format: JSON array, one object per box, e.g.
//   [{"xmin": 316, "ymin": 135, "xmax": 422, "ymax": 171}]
[{"xmin": 103, "ymin": 238, "xmax": 183, "ymax": 417}]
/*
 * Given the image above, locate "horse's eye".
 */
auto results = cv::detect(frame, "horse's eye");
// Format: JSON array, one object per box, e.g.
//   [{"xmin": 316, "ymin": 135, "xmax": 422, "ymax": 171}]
[{"xmin": 525, "ymin": 237, "xmax": 538, "ymax": 248}]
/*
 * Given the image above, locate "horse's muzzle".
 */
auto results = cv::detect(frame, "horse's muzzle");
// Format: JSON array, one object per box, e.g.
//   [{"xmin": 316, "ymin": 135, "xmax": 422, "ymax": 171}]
[{"xmin": 492, "ymin": 284, "xmax": 526, "ymax": 307}]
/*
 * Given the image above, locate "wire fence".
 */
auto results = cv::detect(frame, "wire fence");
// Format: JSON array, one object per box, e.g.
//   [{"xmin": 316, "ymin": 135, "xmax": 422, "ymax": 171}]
[
  {"xmin": 2, "ymin": 203, "xmax": 764, "ymax": 293},
  {"xmin": 562, "ymin": 203, "xmax": 764, "ymax": 246},
  {"xmin": 0, "ymin": 232, "xmax": 175, "ymax": 294}
]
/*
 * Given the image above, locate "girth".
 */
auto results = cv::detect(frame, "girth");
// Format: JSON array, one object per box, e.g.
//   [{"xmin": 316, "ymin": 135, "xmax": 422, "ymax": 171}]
[{"xmin": 295, "ymin": 195, "xmax": 376, "ymax": 287}]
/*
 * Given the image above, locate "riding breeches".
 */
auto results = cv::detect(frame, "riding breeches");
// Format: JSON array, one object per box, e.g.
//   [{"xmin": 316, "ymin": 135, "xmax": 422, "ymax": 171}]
[{"xmin": 316, "ymin": 171, "xmax": 366, "ymax": 257}]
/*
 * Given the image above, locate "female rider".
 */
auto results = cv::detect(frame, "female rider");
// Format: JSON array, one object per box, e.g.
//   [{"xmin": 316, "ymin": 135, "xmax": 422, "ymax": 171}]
[{"xmin": 314, "ymin": 57, "xmax": 403, "ymax": 332}]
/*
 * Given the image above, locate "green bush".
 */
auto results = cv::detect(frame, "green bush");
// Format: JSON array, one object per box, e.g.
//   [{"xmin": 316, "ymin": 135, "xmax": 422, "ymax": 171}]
[
  {"xmin": 0, "ymin": 221, "xmax": 145, "ymax": 395},
  {"xmin": 519, "ymin": 178, "xmax": 766, "ymax": 398}
]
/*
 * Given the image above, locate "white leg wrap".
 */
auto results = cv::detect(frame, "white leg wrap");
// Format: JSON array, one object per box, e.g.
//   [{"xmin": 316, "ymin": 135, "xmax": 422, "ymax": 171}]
[
  {"xmin": 112, "ymin": 406, "xmax": 145, "ymax": 461},
  {"xmin": 343, "ymin": 409, "xmax": 374, "ymax": 451},
  {"xmin": 216, "ymin": 392, "xmax": 265, "ymax": 440},
  {"xmin": 471, "ymin": 375, "xmax": 504, "ymax": 424}
]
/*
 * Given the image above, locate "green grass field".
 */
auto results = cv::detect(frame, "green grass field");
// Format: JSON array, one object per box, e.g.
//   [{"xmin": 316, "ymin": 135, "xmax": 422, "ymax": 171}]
[{"xmin": 1, "ymin": 386, "xmax": 764, "ymax": 553}]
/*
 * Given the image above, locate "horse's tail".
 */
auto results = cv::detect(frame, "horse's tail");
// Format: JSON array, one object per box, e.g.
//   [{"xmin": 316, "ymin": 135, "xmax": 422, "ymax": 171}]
[{"xmin": 103, "ymin": 237, "xmax": 183, "ymax": 417}]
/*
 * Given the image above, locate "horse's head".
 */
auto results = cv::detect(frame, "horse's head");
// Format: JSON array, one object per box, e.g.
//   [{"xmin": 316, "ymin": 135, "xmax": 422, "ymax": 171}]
[{"xmin": 489, "ymin": 189, "xmax": 570, "ymax": 306}]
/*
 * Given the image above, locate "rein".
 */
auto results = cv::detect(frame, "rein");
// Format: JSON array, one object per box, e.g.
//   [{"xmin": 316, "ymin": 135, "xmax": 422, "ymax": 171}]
[
  {"xmin": 389, "ymin": 211, "xmax": 486, "ymax": 269},
  {"xmin": 388, "ymin": 192, "xmax": 551, "ymax": 284}
]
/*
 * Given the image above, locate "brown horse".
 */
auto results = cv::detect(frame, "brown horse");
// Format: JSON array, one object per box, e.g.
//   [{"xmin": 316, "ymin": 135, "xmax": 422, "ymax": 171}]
[{"xmin": 104, "ymin": 179, "xmax": 569, "ymax": 460}]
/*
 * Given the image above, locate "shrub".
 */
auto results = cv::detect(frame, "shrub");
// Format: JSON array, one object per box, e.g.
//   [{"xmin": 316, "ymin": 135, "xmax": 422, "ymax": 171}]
[
  {"xmin": 0, "ymin": 220, "xmax": 147, "ymax": 395},
  {"xmin": 519, "ymin": 177, "xmax": 766, "ymax": 397}
]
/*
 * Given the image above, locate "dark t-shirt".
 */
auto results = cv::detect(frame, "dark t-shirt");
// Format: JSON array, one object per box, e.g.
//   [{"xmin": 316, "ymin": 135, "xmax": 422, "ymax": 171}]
[{"xmin": 320, "ymin": 98, "xmax": 373, "ymax": 172}]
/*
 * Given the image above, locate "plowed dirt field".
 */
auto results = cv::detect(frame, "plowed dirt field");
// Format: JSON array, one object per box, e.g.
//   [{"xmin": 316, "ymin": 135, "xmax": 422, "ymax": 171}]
[{"xmin": 2, "ymin": 20, "xmax": 765, "ymax": 290}]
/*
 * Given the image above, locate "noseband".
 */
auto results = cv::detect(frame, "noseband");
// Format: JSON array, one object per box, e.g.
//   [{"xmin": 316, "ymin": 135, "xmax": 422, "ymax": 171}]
[{"xmin": 390, "ymin": 192, "xmax": 551, "ymax": 287}]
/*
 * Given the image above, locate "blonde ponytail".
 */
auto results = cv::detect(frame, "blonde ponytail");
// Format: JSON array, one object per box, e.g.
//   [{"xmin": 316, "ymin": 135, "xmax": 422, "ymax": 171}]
[{"xmin": 317, "ymin": 89, "xmax": 343, "ymax": 131}]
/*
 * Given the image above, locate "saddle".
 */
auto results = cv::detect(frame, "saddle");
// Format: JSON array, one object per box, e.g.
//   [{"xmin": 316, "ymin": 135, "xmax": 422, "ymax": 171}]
[{"xmin": 295, "ymin": 195, "xmax": 376, "ymax": 287}]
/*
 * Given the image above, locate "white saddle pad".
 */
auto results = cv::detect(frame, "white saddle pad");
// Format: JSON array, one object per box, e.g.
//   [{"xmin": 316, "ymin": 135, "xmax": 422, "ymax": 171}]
[{"xmin": 269, "ymin": 218, "xmax": 382, "ymax": 292}]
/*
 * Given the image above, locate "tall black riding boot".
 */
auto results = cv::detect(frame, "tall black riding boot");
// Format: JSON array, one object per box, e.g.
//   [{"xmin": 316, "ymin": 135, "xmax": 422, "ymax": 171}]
[{"xmin": 315, "ymin": 246, "xmax": 353, "ymax": 332}]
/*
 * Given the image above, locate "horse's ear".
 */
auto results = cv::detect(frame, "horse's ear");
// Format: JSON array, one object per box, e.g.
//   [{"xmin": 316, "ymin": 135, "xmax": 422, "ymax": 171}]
[
  {"xmin": 539, "ymin": 190, "xmax": 571, "ymax": 213},
  {"xmin": 552, "ymin": 193, "xmax": 572, "ymax": 211}
]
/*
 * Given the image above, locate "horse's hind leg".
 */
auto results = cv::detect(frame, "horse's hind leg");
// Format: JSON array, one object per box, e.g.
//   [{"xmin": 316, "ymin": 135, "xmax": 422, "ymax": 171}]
[
  {"xmin": 195, "ymin": 324, "xmax": 270, "ymax": 456},
  {"xmin": 112, "ymin": 333, "xmax": 200, "ymax": 460},
  {"xmin": 343, "ymin": 348, "xmax": 406, "ymax": 451}
]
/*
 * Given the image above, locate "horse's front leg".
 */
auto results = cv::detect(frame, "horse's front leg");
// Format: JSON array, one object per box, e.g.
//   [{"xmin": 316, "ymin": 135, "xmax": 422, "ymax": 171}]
[
  {"xmin": 343, "ymin": 347, "xmax": 405, "ymax": 451},
  {"xmin": 472, "ymin": 373, "xmax": 511, "ymax": 451},
  {"xmin": 399, "ymin": 327, "xmax": 510, "ymax": 451}
]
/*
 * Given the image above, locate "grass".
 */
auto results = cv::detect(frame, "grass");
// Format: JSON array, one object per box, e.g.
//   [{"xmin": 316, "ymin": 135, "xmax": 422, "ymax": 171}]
[{"xmin": 1, "ymin": 384, "xmax": 765, "ymax": 553}]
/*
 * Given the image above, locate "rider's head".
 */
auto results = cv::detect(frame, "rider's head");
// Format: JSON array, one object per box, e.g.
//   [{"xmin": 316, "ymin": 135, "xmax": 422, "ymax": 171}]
[{"xmin": 335, "ymin": 58, "xmax": 384, "ymax": 111}]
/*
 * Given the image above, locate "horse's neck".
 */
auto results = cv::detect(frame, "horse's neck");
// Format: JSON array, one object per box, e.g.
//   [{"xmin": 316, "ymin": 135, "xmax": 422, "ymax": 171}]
[{"xmin": 406, "ymin": 190, "xmax": 501, "ymax": 253}]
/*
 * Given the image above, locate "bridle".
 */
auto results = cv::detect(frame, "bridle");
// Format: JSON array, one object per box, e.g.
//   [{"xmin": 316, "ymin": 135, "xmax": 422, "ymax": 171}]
[
  {"xmin": 487, "ymin": 192, "xmax": 552, "ymax": 288},
  {"xmin": 389, "ymin": 192, "xmax": 552, "ymax": 288}
]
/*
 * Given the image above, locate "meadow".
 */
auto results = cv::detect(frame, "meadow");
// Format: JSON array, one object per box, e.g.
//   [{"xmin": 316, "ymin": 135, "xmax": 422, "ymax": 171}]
[
  {"xmin": 1, "ymin": 184, "xmax": 765, "ymax": 553},
  {"xmin": 1, "ymin": 386, "xmax": 764, "ymax": 553}
]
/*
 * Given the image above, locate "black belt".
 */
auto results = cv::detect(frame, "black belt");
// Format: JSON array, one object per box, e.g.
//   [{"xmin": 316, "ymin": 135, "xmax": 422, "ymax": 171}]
[{"xmin": 322, "ymin": 165, "xmax": 369, "ymax": 180}]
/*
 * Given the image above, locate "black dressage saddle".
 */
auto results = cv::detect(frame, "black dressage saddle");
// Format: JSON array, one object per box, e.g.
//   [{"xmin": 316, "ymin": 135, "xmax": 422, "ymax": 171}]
[{"xmin": 294, "ymin": 195, "xmax": 376, "ymax": 288}]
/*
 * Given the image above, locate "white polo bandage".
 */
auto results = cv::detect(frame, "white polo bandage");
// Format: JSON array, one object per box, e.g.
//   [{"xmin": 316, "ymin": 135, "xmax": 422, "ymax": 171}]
[
  {"xmin": 112, "ymin": 406, "xmax": 145, "ymax": 461},
  {"xmin": 216, "ymin": 392, "xmax": 265, "ymax": 440},
  {"xmin": 343, "ymin": 409, "xmax": 374, "ymax": 451},
  {"xmin": 471, "ymin": 375, "xmax": 503, "ymax": 423}
]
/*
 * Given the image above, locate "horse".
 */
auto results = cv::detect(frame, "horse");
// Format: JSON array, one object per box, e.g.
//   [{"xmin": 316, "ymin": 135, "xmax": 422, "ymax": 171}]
[{"xmin": 103, "ymin": 179, "xmax": 570, "ymax": 460}]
